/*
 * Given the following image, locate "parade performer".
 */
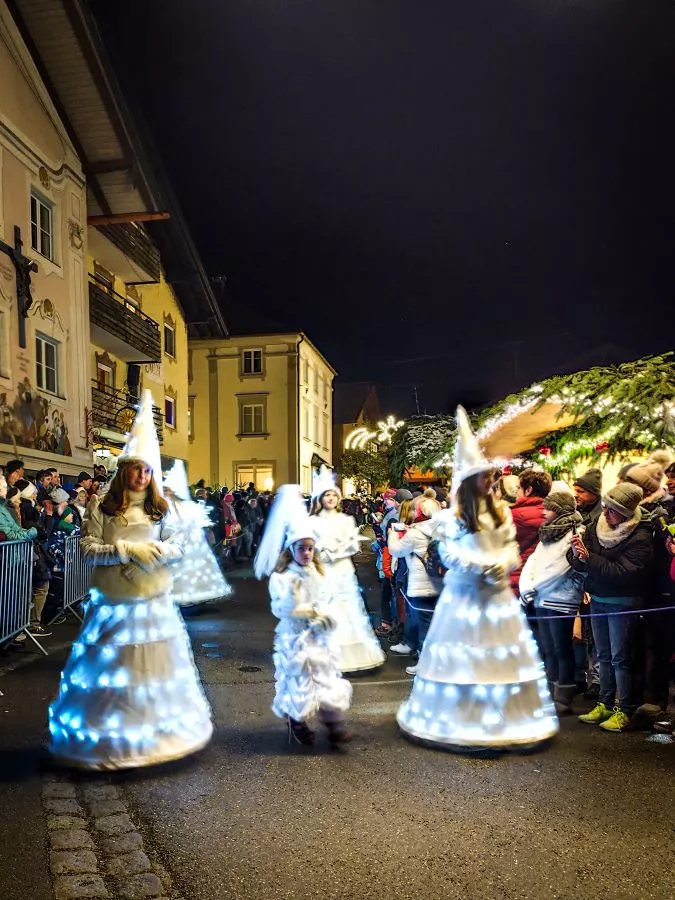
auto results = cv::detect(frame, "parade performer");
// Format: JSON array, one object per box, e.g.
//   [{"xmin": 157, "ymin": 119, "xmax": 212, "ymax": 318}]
[
  {"xmin": 310, "ymin": 468, "xmax": 385, "ymax": 673},
  {"xmin": 254, "ymin": 485, "xmax": 352, "ymax": 746},
  {"xmin": 48, "ymin": 391, "xmax": 213, "ymax": 770},
  {"xmin": 397, "ymin": 407, "xmax": 558, "ymax": 751},
  {"xmin": 164, "ymin": 459, "xmax": 232, "ymax": 608}
]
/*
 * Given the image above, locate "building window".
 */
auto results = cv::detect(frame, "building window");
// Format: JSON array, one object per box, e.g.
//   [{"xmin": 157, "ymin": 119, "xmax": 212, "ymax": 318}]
[
  {"xmin": 30, "ymin": 191, "xmax": 54, "ymax": 260},
  {"xmin": 241, "ymin": 348, "xmax": 263, "ymax": 376},
  {"xmin": 165, "ymin": 395, "xmax": 176, "ymax": 428},
  {"xmin": 302, "ymin": 357, "xmax": 309, "ymax": 385},
  {"xmin": 188, "ymin": 396, "xmax": 195, "ymax": 441},
  {"xmin": 164, "ymin": 323, "xmax": 176, "ymax": 358},
  {"xmin": 234, "ymin": 462, "xmax": 274, "ymax": 491},
  {"xmin": 241, "ymin": 403, "xmax": 264, "ymax": 434},
  {"xmin": 36, "ymin": 333, "xmax": 60, "ymax": 395},
  {"xmin": 303, "ymin": 399, "xmax": 310, "ymax": 440},
  {"xmin": 322, "ymin": 414, "xmax": 329, "ymax": 450}
]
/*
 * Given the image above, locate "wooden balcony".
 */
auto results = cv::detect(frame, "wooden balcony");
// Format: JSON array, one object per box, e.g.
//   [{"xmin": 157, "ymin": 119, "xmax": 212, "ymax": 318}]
[
  {"xmin": 89, "ymin": 275, "xmax": 161, "ymax": 362},
  {"xmin": 90, "ymin": 381, "xmax": 164, "ymax": 446},
  {"xmin": 94, "ymin": 222, "xmax": 161, "ymax": 283}
]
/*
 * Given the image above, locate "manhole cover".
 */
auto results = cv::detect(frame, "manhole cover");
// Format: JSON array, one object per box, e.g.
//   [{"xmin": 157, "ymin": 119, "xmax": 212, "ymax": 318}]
[{"xmin": 238, "ymin": 665, "xmax": 262, "ymax": 673}]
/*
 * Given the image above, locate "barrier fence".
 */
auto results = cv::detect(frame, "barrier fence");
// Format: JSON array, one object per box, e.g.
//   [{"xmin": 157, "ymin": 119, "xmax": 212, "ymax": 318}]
[{"xmin": 1, "ymin": 537, "xmax": 92, "ymax": 654}]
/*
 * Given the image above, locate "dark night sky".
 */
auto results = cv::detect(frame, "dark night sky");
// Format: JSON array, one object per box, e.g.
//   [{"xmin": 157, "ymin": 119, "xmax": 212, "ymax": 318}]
[{"xmin": 91, "ymin": 0, "xmax": 675, "ymax": 416}]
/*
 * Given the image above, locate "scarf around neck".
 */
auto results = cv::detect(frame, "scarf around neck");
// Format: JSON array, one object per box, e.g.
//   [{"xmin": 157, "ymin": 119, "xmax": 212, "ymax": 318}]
[
  {"xmin": 596, "ymin": 507, "xmax": 642, "ymax": 548},
  {"xmin": 538, "ymin": 511, "xmax": 583, "ymax": 544}
]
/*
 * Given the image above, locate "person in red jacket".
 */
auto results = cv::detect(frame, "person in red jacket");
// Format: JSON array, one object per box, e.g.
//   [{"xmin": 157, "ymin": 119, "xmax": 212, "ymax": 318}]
[{"xmin": 509, "ymin": 469, "xmax": 553, "ymax": 596}]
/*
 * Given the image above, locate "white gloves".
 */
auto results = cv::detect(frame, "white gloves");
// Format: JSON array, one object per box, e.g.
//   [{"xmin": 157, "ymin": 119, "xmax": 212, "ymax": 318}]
[
  {"xmin": 310, "ymin": 613, "xmax": 336, "ymax": 633},
  {"xmin": 483, "ymin": 563, "xmax": 507, "ymax": 586},
  {"xmin": 116, "ymin": 540, "xmax": 163, "ymax": 573}
]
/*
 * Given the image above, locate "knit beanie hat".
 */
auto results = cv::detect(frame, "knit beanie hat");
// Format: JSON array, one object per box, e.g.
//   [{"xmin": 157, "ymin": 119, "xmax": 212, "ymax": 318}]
[
  {"xmin": 49, "ymin": 487, "xmax": 70, "ymax": 504},
  {"xmin": 499, "ymin": 474, "xmax": 520, "ymax": 503},
  {"xmin": 77, "ymin": 471, "xmax": 92, "ymax": 482},
  {"xmin": 617, "ymin": 462, "xmax": 638, "ymax": 482},
  {"xmin": 382, "ymin": 488, "xmax": 396, "ymax": 501},
  {"xmin": 626, "ymin": 463, "xmax": 664, "ymax": 495},
  {"xmin": 543, "ymin": 491, "xmax": 576, "ymax": 518},
  {"xmin": 648, "ymin": 448, "xmax": 673, "ymax": 470},
  {"xmin": 603, "ymin": 483, "xmax": 643, "ymax": 518},
  {"xmin": 395, "ymin": 488, "xmax": 413, "ymax": 502},
  {"xmin": 550, "ymin": 479, "xmax": 574, "ymax": 496},
  {"xmin": 574, "ymin": 467, "xmax": 602, "ymax": 497}
]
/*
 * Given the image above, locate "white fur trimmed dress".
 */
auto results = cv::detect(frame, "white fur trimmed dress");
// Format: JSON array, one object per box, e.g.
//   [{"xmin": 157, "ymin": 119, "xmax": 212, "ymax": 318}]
[
  {"xmin": 312, "ymin": 511, "xmax": 385, "ymax": 672},
  {"xmin": 397, "ymin": 504, "xmax": 558, "ymax": 749},
  {"xmin": 270, "ymin": 562, "xmax": 352, "ymax": 722},
  {"xmin": 48, "ymin": 492, "xmax": 213, "ymax": 769}
]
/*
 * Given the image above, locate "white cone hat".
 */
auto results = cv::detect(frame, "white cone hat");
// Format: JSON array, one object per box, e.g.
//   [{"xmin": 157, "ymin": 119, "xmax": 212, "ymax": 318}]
[
  {"xmin": 452, "ymin": 405, "xmax": 492, "ymax": 491},
  {"xmin": 311, "ymin": 465, "xmax": 341, "ymax": 501},
  {"xmin": 164, "ymin": 459, "xmax": 190, "ymax": 500},
  {"xmin": 118, "ymin": 389, "xmax": 163, "ymax": 493}
]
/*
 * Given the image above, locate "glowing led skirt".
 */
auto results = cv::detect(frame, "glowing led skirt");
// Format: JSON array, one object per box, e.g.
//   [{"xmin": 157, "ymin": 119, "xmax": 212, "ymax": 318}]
[
  {"xmin": 171, "ymin": 527, "xmax": 232, "ymax": 607},
  {"xmin": 325, "ymin": 568, "xmax": 385, "ymax": 673},
  {"xmin": 397, "ymin": 580, "xmax": 558, "ymax": 748},
  {"xmin": 272, "ymin": 620, "xmax": 352, "ymax": 721},
  {"xmin": 49, "ymin": 589, "xmax": 213, "ymax": 769}
]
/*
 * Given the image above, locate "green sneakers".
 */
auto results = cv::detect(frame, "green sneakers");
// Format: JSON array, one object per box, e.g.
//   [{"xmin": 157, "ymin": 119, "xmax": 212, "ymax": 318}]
[
  {"xmin": 578, "ymin": 702, "xmax": 612, "ymax": 724},
  {"xmin": 599, "ymin": 708, "xmax": 631, "ymax": 732}
]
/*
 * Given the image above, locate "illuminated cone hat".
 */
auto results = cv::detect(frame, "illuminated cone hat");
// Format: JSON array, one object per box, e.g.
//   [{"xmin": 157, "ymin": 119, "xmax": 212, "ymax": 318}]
[
  {"xmin": 118, "ymin": 389, "xmax": 164, "ymax": 495},
  {"xmin": 254, "ymin": 484, "xmax": 315, "ymax": 579},
  {"xmin": 164, "ymin": 459, "xmax": 191, "ymax": 501},
  {"xmin": 311, "ymin": 465, "xmax": 341, "ymax": 502},
  {"xmin": 452, "ymin": 405, "xmax": 493, "ymax": 494}
]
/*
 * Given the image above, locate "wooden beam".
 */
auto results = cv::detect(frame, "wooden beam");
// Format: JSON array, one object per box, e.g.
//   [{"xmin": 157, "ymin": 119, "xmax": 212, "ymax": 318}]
[
  {"xmin": 88, "ymin": 212, "xmax": 171, "ymax": 226},
  {"xmin": 87, "ymin": 158, "xmax": 130, "ymax": 174}
]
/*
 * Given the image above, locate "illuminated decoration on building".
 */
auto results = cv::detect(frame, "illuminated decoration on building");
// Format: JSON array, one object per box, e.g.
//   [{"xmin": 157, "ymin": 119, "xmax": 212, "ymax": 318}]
[{"xmin": 344, "ymin": 414, "xmax": 404, "ymax": 450}]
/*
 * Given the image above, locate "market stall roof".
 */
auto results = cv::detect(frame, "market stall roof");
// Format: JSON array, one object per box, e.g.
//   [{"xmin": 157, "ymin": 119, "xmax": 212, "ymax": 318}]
[{"xmin": 479, "ymin": 401, "xmax": 577, "ymax": 459}]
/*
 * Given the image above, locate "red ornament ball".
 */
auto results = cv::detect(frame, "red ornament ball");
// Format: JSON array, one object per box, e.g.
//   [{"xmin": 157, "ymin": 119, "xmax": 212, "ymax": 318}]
[{"xmin": 539, "ymin": 446, "xmax": 552, "ymax": 457}]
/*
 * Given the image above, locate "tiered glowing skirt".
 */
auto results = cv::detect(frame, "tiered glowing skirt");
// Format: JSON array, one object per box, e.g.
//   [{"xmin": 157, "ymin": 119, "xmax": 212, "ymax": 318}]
[
  {"xmin": 397, "ymin": 576, "xmax": 558, "ymax": 749},
  {"xmin": 49, "ymin": 588, "xmax": 213, "ymax": 769},
  {"xmin": 326, "ymin": 567, "xmax": 385, "ymax": 673}
]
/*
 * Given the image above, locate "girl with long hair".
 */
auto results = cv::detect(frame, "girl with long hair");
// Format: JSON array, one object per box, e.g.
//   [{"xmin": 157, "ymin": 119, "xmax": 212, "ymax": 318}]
[
  {"xmin": 397, "ymin": 407, "xmax": 558, "ymax": 752},
  {"xmin": 310, "ymin": 469, "xmax": 385, "ymax": 673},
  {"xmin": 48, "ymin": 392, "xmax": 213, "ymax": 769}
]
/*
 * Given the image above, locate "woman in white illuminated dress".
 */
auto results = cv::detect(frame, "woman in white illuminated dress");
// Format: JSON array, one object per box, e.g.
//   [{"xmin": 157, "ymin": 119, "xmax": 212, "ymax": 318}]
[
  {"xmin": 397, "ymin": 407, "xmax": 558, "ymax": 750},
  {"xmin": 48, "ymin": 391, "xmax": 213, "ymax": 769},
  {"xmin": 164, "ymin": 459, "xmax": 232, "ymax": 608},
  {"xmin": 311, "ymin": 469, "xmax": 385, "ymax": 673}
]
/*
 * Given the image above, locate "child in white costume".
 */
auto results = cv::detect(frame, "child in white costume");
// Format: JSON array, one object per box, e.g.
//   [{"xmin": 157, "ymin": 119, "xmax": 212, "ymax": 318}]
[
  {"xmin": 397, "ymin": 407, "xmax": 558, "ymax": 751},
  {"xmin": 255, "ymin": 485, "xmax": 352, "ymax": 746},
  {"xmin": 310, "ymin": 469, "xmax": 385, "ymax": 673},
  {"xmin": 164, "ymin": 460, "xmax": 232, "ymax": 608},
  {"xmin": 48, "ymin": 392, "xmax": 213, "ymax": 770}
]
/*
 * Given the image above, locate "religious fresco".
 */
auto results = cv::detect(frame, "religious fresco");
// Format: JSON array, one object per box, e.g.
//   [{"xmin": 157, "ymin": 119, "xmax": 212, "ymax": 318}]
[{"xmin": 0, "ymin": 378, "xmax": 72, "ymax": 456}]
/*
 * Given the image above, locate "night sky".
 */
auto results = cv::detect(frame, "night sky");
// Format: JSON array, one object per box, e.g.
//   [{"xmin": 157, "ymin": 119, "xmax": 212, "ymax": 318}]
[{"xmin": 91, "ymin": 0, "xmax": 674, "ymax": 416}]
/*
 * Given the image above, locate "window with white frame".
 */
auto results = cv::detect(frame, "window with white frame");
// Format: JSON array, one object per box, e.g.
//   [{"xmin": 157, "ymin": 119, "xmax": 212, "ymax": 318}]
[
  {"xmin": 187, "ymin": 396, "xmax": 195, "ymax": 441},
  {"xmin": 165, "ymin": 395, "xmax": 176, "ymax": 428},
  {"xmin": 35, "ymin": 333, "xmax": 59, "ymax": 394},
  {"xmin": 241, "ymin": 348, "xmax": 263, "ymax": 376},
  {"xmin": 164, "ymin": 322, "xmax": 176, "ymax": 358},
  {"xmin": 322, "ymin": 414, "xmax": 329, "ymax": 449},
  {"xmin": 30, "ymin": 191, "xmax": 54, "ymax": 260},
  {"xmin": 241, "ymin": 403, "xmax": 265, "ymax": 434}
]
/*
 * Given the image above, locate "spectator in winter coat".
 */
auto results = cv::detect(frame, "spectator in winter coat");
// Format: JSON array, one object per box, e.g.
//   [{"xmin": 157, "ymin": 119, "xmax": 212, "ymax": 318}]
[
  {"xmin": 570, "ymin": 483, "xmax": 654, "ymax": 733},
  {"xmin": 4, "ymin": 459, "xmax": 24, "ymax": 487},
  {"xmin": 0, "ymin": 474, "xmax": 37, "ymax": 542},
  {"xmin": 519, "ymin": 490, "xmax": 585, "ymax": 714},
  {"xmin": 16, "ymin": 479, "xmax": 55, "ymax": 637},
  {"xmin": 509, "ymin": 469, "xmax": 552, "ymax": 596},
  {"xmin": 573, "ymin": 468, "xmax": 603, "ymax": 527},
  {"xmin": 388, "ymin": 496, "xmax": 441, "ymax": 673}
]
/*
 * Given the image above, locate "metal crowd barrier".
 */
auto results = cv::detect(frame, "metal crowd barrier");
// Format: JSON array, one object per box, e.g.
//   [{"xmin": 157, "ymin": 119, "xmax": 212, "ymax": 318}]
[
  {"xmin": 0, "ymin": 539, "xmax": 45, "ymax": 654},
  {"xmin": 47, "ymin": 535, "xmax": 92, "ymax": 626}
]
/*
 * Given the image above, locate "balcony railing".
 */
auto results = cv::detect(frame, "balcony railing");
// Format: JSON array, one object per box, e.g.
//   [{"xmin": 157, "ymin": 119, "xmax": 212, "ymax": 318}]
[
  {"xmin": 95, "ymin": 222, "xmax": 161, "ymax": 283},
  {"xmin": 88, "ymin": 275, "xmax": 161, "ymax": 362},
  {"xmin": 91, "ymin": 381, "xmax": 164, "ymax": 446}
]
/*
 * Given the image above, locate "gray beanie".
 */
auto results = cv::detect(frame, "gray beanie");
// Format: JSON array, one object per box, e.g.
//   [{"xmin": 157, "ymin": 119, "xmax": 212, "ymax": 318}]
[
  {"xmin": 574, "ymin": 468, "xmax": 603, "ymax": 497},
  {"xmin": 617, "ymin": 462, "xmax": 638, "ymax": 482},
  {"xmin": 603, "ymin": 483, "xmax": 643, "ymax": 518},
  {"xmin": 626, "ymin": 463, "xmax": 664, "ymax": 495},
  {"xmin": 395, "ymin": 488, "xmax": 413, "ymax": 502},
  {"xmin": 543, "ymin": 491, "xmax": 576, "ymax": 518}
]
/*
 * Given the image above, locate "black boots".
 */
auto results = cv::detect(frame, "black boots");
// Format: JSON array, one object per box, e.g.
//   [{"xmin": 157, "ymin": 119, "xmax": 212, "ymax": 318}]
[{"xmin": 287, "ymin": 718, "xmax": 316, "ymax": 745}]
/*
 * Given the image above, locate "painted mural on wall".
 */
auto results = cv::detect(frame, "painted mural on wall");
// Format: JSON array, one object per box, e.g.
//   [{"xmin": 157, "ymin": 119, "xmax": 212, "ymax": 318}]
[{"xmin": 0, "ymin": 378, "xmax": 72, "ymax": 456}]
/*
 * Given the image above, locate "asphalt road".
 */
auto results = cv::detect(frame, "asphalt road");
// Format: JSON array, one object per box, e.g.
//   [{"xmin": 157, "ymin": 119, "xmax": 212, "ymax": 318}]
[{"xmin": 1, "ymin": 546, "xmax": 673, "ymax": 900}]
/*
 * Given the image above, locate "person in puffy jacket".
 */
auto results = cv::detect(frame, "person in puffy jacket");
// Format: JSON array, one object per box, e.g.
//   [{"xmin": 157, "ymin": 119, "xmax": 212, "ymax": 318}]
[
  {"xmin": 0, "ymin": 474, "xmax": 38, "ymax": 542},
  {"xmin": 519, "ymin": 490, "xmax": 584, "ymax": 714},
  {"xmin": 388, "ymin": 496, "xmax": 441, "ymax": 674},
  {"xmin": 509, "ymin": 469, "xmax": 552, "ymax": 596},
  {"xmin": 570, "ymin": 483, "xmax": 654, "ymax": 733}
]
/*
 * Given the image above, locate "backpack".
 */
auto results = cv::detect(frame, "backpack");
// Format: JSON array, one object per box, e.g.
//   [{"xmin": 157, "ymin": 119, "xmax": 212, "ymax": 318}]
[{"xmin": 419, "ymin": 538, "xmax": 447, "ymax": 585}]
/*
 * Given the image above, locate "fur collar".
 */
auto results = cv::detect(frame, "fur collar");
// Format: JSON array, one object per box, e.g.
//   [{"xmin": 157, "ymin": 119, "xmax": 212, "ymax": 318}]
[{"xmin": 596, "ymin": 508, "xmax": 642, "ymax": 548}]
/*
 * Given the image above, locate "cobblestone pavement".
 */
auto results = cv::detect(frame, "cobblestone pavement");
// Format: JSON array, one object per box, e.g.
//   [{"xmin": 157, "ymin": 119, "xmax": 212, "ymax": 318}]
[{"xmin": 1, "ymin": 544, "xmax": 674, "ymax": 900}]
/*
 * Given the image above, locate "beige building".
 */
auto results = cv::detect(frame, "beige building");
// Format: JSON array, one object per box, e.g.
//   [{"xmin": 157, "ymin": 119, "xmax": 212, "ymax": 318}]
[
  {"xmin": 0, "ymin": 2, "xmax": 91, "ymax": 476},
  {"xmin": 1, "ymin": 0, "xmax": 227, "ymax": 477},
  {"xmin": 189, "ymin": 333, "xmax": 335, "ymax": 492}
]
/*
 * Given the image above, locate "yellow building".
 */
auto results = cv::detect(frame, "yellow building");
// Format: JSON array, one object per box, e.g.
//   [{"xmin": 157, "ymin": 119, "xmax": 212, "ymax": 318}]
[
  {"xmin": 0, "ymin": 2, "xmax": 91, "ymax": 476},
  {"xmin": 189, "ymin": 333, "xmax": 335, "ymax": 492},
  {"xmin": 3, "ymin": 0, "xmax": 227, "ymax": 477}
]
